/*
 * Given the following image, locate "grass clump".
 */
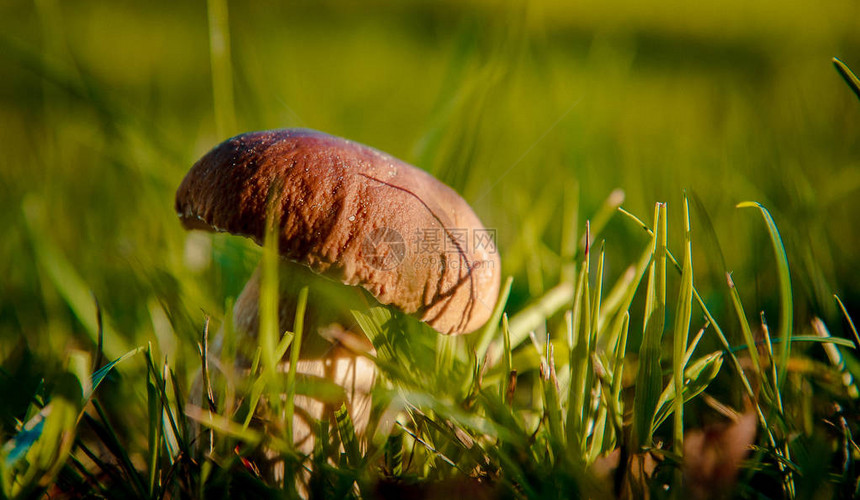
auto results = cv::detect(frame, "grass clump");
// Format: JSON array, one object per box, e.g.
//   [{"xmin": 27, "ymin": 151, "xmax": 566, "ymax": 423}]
[{"xmin": 5, "ymin": 192, "xmax": 860, "ymax": 499}]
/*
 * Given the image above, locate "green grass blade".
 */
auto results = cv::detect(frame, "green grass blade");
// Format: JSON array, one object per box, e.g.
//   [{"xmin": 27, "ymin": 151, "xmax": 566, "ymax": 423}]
[
  {"xmin": 590, "ymin": 242, "xmax": 605, "ymax": 351},
  {"xmin": 672, "ymin": 195, "xmax": 694, "ymax": 456},
  {"xmin": 834, "ymin": 294, "xmax": 860, "ymax": 349},
  {"xmin": 586, "ymin": 404, "xmax": 608, "ymax": 465},
  {"xmin": 724, "ymin": 335, "xmax": 854, "ymax": 352},
  {"xmin": 160, "ymin": 363, "xmax": 181, "ymax": 464},
  {"xmin": 242, "ymin": 376, "xmax": 267, "ymax": 430},
  {"xmin": 610, "ymin": 313, "xmax": 630, "ymax": 433},
  {"xmin": 274, "ymin": 330, "xmax": 295, "ymax": 365},
  {"xmin": 566, "ymin": 251, "xmax": 590, "ymax": 451},
  {"xmin": 284, "ymin": 286, "xmax": 308, "ymax": 445},
  {"xmin": 652, "ymin": 351, "xmax": 724, "ymax": 431},
  {"xmin": 435, "ymin": 333, "xmax": 459, "ymax": 389},
  {"xmin": 166, "ymin": 368, "xmax": 188, "ymax": 462},
  {"xmin": 184, "ymin": 405, "xmax": 262, "ymax": 446},
  {"xmin": 542, "ymin": 345, "xmax": 565, "ymax": 451},
  {"xmin": 473, "ymin": 276, "xmax": 514, "ymax": 363},
  {"xmin": 501, "ymin": 314, "xmax": 513, "ymax": 402},
  {"xmin": 833, "ymin": 57, "xmax": 860, "ymax": 102},
  {"xmin": 738, "ymin": 202, "xmax": 792, "ymax": 391},
  {"xmin": 385, "ymin": 428, "xmax": 404, "ymax": 476},
  {"xmin": 146, "ymin": 370, "xmax": 160, "ymax": 497},
  {"xmin": 89, "ymin": 347, "xmax": 143, "ymax": 401},
  {"xmin": 352, "ymin": 306, "xmax": 394, "ymax": 361},
  {"xmin": 206, "ymin": 0, "xmax": 236, "ymax": 137},
  {"xmin": 726, "ymin": 272, "xmax": 764, "ymax": 381},
  {"xmin": 632, "ymin": 202, "xmax": 666, "ymax": 450},
  {"xmin": 682, "ymin": 321, "xmax": 710, "ymax": 367},
  {"xmin": 739, "ymin": 202, "xmax": 796, "ymax": 496},
  {"xmin": 260, "ymin": 235, "xmax": 280, "ymax": 387},
  {"xmin": 761, "ymin": 314, "xmax": 785, "ymax": 416},
  {"xmin": 142, "ymin": 347, "xmax": 185, "ymax": 458},
  {"xmin": 335, "ymin": 403, "xmax": 361, "ymax": 469}
]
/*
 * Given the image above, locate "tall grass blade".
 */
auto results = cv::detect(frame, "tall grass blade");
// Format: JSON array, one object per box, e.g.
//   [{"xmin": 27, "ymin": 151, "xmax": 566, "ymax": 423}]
[
  {"xmin": 435, "ymin": 334, "xmax": 458, "ymax": 389},
  {"xmin": 352, "ymin": 306, "xmax": 394, "ymax": 361},
  {"xmin": 284, "ymin": 286, "xmax": 308, "ymax": 444},
  {"xmin": 833, "ymin": 57, "xmax": 860, "ymax": 102},
  {"xmin": 335, "ymin": 404, "xmax": 361, "ymax": 469},
  {"xmin": 146, "ymin": 369, "xmax": 161, "ymax": 496},
  {"xmin": 632, "ymin": 202, "xmax": 666, "ymax": 450},
  {"xmin": 682, "ymin": 322, "xmax": 710, "ymax": 367},
  {"xmin": 726, "ymin": 273, "xmax": 764, "ymax": 381},
  {"xmin": 834, "ymin": 294, "xmax": 860, "ymax": 349},
  {"xmin": 89, "ymin": 347, "xmax": 143, "ymax": 401},
  {"xmin": 609, "ymin": 313, "xmax": 630, "ymax": 436},
  {"xmin": 199, "ymin": 317, "xmax": 216, "ymax": 415},
  {"xmin": 672, "ymin": 195, "xmax": 694, "ymax": 456},
  {"xmin": 166, "ymin": 368, "xmax": 188, "ymax": 461},
  {"xmin": 542, "ymin": 350, "xmax": 565, "ymax": 451},
  {"xmin": 259, "ymin": 211, "xmax": 280, "ymax": 388},
  {"xmin": 473, "ymin": 276, "xmax": 514, "ymax": 364},
  {"xmin": 581, "ymin": 240, "xmax": 606, "ymax": 459},
  {"xmin": 143, "ymin": 346, "xmax": 185, "ymax": 458},
  {"xmin": 761, "ymin": 314, "xmax": 785, "ymax": 416},
  {"xmin": 501, "ymin": 314, "xmax": 513, "ymax": 402},
  {"xmin": 206, "ymin": 0, "xmax": 236, "ymax": 137},
  {"xmin": 184, "ymin": 405, "xmax": 262, "ymax": 446},
  {"xmin": 737, "ymin": 202, "xmax": 792, "ymax": 391},
  {"xmin": 567, "ymin": 245, "xmax": 591, "ymax": 451},
  {"xmin": 385, "ymin": 429, "xmax": 404, "ymax": 476}
]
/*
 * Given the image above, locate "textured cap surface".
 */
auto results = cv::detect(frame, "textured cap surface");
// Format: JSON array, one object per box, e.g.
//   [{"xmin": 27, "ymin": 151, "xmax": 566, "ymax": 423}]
[{"xmin": 176, "ymin": 129, "xmax": 500, "ymax": 334}]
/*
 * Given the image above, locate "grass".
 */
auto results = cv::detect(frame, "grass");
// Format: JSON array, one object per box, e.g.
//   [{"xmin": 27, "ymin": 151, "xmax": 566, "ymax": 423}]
[
  {"xmin": 2, "ymin": 0, "xmax": 860, "ymax": 498},
  {"xmin": 9, "ymin": 193, "xmax": 860, "ymax": 498}
]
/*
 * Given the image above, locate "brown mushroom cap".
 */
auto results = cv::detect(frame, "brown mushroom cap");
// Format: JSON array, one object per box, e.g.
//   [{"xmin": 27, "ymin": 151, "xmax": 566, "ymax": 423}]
[{"xmin": 176, "ymin": 129, "xmax": 500, "ymax": 334}]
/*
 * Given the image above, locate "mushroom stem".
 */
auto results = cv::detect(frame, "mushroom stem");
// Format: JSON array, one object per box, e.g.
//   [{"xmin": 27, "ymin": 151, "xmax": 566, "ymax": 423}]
[{"xmin": 232, "ymin": 259, "xmax": 376, "ymax": 451}]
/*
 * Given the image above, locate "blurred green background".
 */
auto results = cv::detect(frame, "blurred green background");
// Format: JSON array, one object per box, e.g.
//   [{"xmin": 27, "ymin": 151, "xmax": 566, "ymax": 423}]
[{"xmin": 1, "ymin": 0, "xmax": 859, "ymax": 401}]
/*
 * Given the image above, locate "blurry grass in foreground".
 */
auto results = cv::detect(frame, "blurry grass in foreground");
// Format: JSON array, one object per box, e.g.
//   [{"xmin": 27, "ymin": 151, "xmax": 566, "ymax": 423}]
[{"xmin": 4, "ymin": 192, "xmax": 860, "ymax": 499}]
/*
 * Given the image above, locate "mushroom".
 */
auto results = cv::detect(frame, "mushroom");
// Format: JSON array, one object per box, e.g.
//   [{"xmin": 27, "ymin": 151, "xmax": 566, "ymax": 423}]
[{"xmin": 176, "ymin": 128, "xmax": 500, "ymax": 450}]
